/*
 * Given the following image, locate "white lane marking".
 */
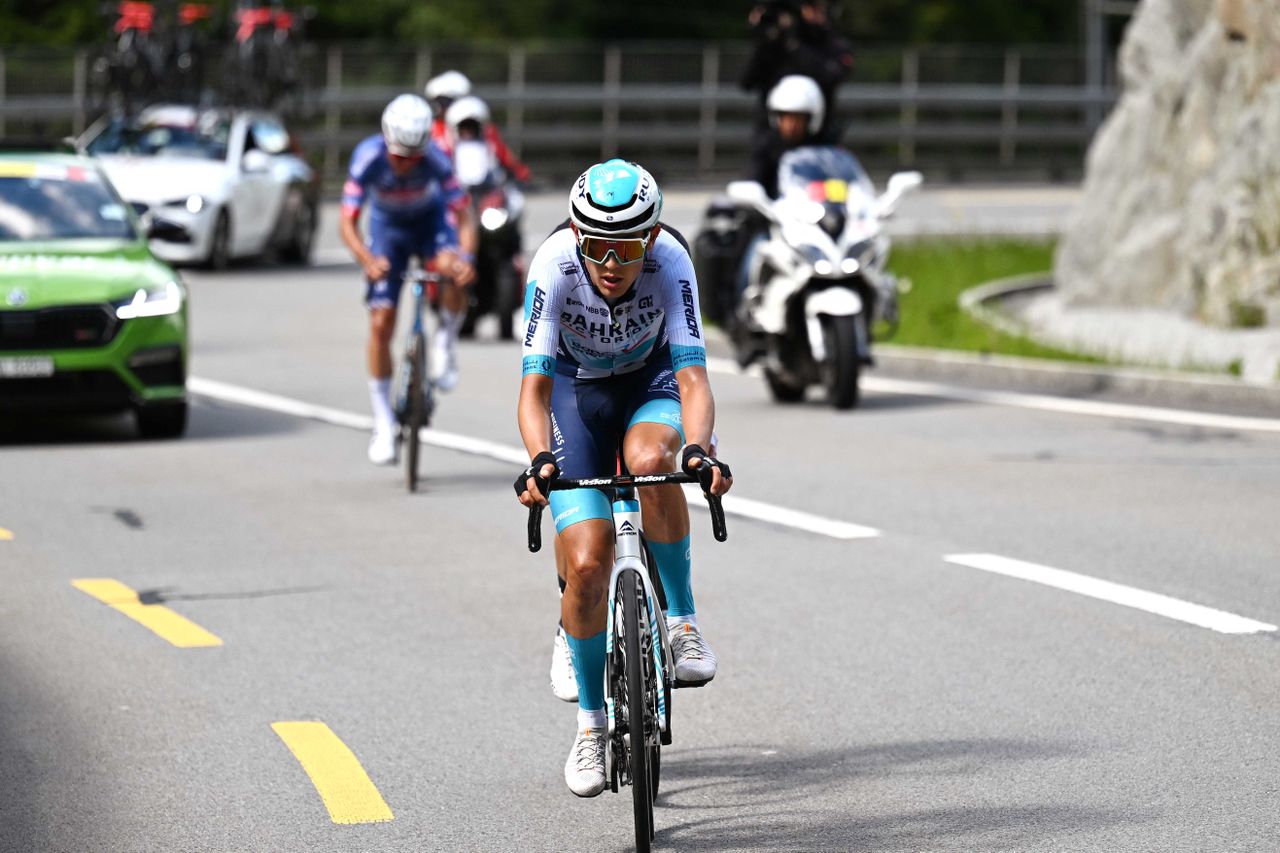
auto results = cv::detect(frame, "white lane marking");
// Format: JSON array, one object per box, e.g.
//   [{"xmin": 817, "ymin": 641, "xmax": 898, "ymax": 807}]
[
  {"xmin": 188, "ymin": 376, "xmax": 876, "ymax": 540},
  {"xmin": 945, "ymin": 553, "xmax": 1277, "ymax": 635},
  {"xmin": 705, "ymin": 357, "xmax": 1280, "ymax": 434}
]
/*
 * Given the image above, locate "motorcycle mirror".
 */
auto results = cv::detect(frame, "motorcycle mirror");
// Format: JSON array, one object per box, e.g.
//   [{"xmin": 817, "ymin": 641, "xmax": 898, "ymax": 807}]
[
  {"xmin": 726, "ymin": 180, "xmax": 774, "ymax": 218},
  {"xmin": 877, "ymin": 171, "xmax": 923, "ymax": 218}
]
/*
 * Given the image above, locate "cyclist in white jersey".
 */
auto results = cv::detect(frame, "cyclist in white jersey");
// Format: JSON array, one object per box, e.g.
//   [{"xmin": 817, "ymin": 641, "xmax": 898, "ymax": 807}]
[{"xmin": 514, "ymin": 159, "xmax": 732, "ymax": 798}]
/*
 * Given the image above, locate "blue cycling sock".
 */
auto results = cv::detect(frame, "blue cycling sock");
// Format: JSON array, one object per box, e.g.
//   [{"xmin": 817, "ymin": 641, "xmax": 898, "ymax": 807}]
[
  {"xmin": 649, "ymin": 535, "xmax": 695, "ymax": 618},
  {"xmin": 565, "ymin": 629, "xmax": 606, "ymax": 712}
]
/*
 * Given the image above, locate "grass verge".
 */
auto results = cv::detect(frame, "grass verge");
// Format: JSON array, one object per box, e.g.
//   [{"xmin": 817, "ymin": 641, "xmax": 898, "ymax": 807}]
[{"xmin": 884, "ymin": 237, "xmax": 1103, "ymax": 364}]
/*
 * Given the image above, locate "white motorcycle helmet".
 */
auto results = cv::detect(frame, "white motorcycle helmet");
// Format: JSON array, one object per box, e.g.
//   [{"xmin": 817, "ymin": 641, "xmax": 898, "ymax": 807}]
[
  {"xmin": 445, "ymin": 95, "xmax": 491, "ymax": 144},
  {"xmin": 424, "ymin": 70, "xmax": 472, "ymax": 114},
  {"xmin": 766, "ymin": 74, "xmax": 825, "ymax": 136}
]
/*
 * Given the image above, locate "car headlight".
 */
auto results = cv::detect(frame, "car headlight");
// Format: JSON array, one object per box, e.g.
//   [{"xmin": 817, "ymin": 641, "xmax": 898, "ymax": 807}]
[
  {"xmin": 162, "ymin": 195, "xmax": 206, "ymax": 214},
  {"xmin": 480, "ymin": 207, "xmax": 509, "ymax": 231},
  {"xmin": 115, "ymin": 280, "xmax": 183, "ymax": 319}
]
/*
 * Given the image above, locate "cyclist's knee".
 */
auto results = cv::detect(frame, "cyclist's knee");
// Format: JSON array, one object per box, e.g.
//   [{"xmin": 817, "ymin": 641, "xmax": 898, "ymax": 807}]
[
  {"xmin": 627, "ymin": 444, "xmax": 677, "ymax": 475},
  {"xmin": 563, "ymin": 550, "xmax": 611, "ymax": 592}
]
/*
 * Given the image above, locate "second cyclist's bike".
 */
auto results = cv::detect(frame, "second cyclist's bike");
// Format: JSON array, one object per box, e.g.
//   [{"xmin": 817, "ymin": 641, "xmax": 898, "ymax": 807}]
[
  {"xmin": 527, "ymin": 468, "xmax": 727, "ymax": 853},
  {"xmin": 393, "ymin": 269, "xmax": 441, "ymax": 493}
]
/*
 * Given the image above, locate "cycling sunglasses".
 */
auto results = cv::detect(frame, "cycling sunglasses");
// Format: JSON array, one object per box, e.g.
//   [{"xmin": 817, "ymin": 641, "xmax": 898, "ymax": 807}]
[{"xmin": 577, "ymin": 232, "xmax": 651, "ymax": 265}]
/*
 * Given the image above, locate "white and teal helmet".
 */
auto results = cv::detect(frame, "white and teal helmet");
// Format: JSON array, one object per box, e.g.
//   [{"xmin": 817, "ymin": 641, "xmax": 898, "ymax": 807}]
[{"xmin": 569, "ymin": 159, "xmax": 662, "ymax": 235}]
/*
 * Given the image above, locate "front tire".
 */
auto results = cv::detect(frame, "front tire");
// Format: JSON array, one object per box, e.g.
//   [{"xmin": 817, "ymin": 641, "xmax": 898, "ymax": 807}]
[
  {"xmin": 820, "ymin": 314, "xmax": 861, "ymax": 410},
  {"xmin": 280, "ymin": 196, "xmax": 315, "ymax": 265},
  {"xmin": 135, "ymin": 401, "xmax": 188, "ymax": 439},
  {"xmin": 623, "ymin": 573, "xmax": 655, "ymax": 852},
  {"xmin": 205, "ymin": 209, "xmax": 231, "ymax": 271},
  {"xmin": 404, "ymin": 333, "xmax": 426, "ymax": 492}
]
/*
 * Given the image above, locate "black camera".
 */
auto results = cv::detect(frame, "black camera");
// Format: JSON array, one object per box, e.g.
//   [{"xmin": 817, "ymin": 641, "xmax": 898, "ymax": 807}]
[{"xmin": 750, "ymin": 0, "xmax": 801, "ymax": 42}]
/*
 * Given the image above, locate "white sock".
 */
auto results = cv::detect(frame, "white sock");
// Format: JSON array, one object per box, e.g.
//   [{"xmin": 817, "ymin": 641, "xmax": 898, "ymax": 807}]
[
  {"xmin": 667, "ymin": 613, "xmax": 698, "ymax": 631},
  {"xmin": 577, "ymin": 708, "xmax": 606, "ymax": 732},
  {"xmin": 438, "ymin": 308, "xmax": 461, "ymax": 348},
  {"xmin": 368, "ymin": 378, "xmax": 394, "ymax": 432}
]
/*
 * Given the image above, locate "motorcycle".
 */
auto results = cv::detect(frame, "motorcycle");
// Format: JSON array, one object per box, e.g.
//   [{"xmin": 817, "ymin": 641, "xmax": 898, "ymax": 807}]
[
  {"xmin": 452, "ymin": 139, "xmax": 525, "ymax": 341},
  {"xmin": 704, "ymin": 146, "xmax": 920, "ymax": 410}
]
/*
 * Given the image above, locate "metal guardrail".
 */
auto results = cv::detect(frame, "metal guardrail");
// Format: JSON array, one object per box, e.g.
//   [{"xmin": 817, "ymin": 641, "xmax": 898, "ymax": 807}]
[{"xmin": 0, "ymin": 42, "xmax": 1118, "ymax": 187}]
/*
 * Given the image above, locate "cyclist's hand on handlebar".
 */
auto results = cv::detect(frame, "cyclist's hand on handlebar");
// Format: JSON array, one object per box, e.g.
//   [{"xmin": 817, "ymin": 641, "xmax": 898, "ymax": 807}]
[
  {"xmin": 515, "ymin": 451, "xmax": 559, "ymax": 507},
  {"xmin": 682, "ymin": 444, "xmax": 733, "ymax": 497},
  {"xmin": 437, "ymin": 249, "xmax": 476, "ymax": 287},
  {"xmin": 361, "ymin": 255, "xmax": 391, "ymax": 283}
]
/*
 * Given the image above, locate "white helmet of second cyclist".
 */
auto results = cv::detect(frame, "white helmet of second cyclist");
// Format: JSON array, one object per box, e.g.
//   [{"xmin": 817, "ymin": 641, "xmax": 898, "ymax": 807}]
[
  {"xmin": 766, "ymin": 74, "xmax": 825, "ymax": 135},
  {"xmin": 569, "ymin": 159, "xmax": 662, "ymax": 236},
  {"xmin": 381, "ymin": 94, "xmax": 433, "ymax": 156},
  {"xmin": 424, "ymin": 70, "xmax": 472, "ymax": 102}
]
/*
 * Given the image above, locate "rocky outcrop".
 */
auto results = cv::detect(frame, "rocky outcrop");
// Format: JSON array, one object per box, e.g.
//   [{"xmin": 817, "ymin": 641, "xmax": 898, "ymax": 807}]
[{"xmin": 1056, "ymin": 0, "xmax": 1280, "ymax": 329}]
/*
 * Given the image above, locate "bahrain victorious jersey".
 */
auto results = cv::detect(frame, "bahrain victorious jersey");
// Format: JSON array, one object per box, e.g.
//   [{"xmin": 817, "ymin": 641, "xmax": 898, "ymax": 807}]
[{"xmin": 521, "ymin": 228, "xmax": 708, "ymax": 380}]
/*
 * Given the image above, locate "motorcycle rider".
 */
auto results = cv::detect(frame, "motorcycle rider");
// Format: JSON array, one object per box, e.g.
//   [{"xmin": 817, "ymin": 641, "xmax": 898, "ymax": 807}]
[
  {"xmin": 751, "ymin": 73, "xmax": 830, "ymax": 199},
  {"xmin": 424, "ymin": 70, "xmax": 531, "ymax": 184}
]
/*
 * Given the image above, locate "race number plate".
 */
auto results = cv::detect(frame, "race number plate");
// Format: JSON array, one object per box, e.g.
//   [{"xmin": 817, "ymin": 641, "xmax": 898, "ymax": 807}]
[{"xmin": 0, "ymin": 356, "xmax": 55, "ymax": 378}]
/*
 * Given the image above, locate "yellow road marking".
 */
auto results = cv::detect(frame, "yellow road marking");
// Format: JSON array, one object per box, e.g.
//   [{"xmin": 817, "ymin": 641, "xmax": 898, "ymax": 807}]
[
  {"xmin": 71, "ymin": 578, "xmax": 223, "ymax": 648},
  {"xmin": 272, "ymin": 721, "xmax": 395, "ymax": 825},
  {"xmin": 0, "ymin": 528, "xmax": 12, "ymax": 541}
]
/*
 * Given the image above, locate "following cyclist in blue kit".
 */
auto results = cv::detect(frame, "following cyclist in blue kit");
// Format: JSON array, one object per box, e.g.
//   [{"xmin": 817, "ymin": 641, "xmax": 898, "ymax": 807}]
[
  {"xmin": 339, "ymin": 93, "xmax": 477, "ymax": 466},
  {"xmin": 513, "ymin": 160, "xmax": 733, "ymax": 798}
]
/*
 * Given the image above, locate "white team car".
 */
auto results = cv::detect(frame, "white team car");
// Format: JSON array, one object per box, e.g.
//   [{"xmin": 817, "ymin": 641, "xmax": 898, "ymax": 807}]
[{"xmin": 77, "ymin": 104, "xmax": 319, "ymax": 268}]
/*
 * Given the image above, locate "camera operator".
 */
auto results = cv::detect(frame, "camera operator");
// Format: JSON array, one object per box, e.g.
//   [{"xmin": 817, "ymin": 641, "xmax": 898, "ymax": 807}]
[{"xmin": 739, "ymin": 0, "xmax": 851, "ymax": 141}]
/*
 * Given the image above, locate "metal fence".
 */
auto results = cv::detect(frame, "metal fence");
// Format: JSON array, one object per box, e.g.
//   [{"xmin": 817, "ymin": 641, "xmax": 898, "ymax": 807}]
[{"xmin": 0, "ymin": 41, "xmax": 1119, "ymax": 189}]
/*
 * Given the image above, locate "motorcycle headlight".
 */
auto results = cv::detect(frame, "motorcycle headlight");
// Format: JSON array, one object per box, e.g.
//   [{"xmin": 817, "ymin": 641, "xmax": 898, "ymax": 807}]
[
  {"xmin": 480, "ymin": 207, "xmax": 509, "ymax": 231},
  {"xmin": 115, "ymin": 280, "xmax": 183, "ymax": 319}
]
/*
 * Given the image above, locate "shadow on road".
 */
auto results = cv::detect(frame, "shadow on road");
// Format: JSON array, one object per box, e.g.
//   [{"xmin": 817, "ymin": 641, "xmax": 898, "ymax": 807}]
[
  {"xmin": 0, "ymin": 397, "xmax": 302, "ymax": 448},
  {"xmin": 654, "ymin": 738, "xmax": 1143, "ymax": 851}
]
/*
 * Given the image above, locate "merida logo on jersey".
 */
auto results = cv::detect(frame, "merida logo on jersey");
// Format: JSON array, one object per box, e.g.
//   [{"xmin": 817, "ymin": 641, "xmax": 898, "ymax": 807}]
[
  {"xmin": 525, "ymin": 286, "xmax": 546, "ymax": 347},
  {"xmin": 680, "ymin": 280, "xmax": 701, "ymax": 339}
]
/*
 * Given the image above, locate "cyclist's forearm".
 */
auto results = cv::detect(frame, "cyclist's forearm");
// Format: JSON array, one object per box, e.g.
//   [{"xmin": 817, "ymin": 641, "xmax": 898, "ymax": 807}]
[
  {"xmin": 454, "ymin": 203, "xmax": 478, "ymax": 257},
  {"xmin": 677, "ymin": 367, "xmax": 716, "ymax": 451},
  {"xmin": 338, "ymin": 214, "xmax": 373, "ymax": 267},
  {"xmin": 517, "ymin": 374, "xmax": 554, "ymax": 458}
]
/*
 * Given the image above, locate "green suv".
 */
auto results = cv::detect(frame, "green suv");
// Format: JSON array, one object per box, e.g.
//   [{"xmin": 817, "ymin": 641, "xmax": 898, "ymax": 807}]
[{"xmin": 0, "ymin": 153, "xmax": 189, "ymax": 437}]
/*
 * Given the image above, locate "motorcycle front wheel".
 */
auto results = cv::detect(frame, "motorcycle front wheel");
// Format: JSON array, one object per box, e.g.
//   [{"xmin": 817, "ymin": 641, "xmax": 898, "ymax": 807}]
[{"xmin": 819, "ymin": 314, "xmax": 861, "ymax": 410}]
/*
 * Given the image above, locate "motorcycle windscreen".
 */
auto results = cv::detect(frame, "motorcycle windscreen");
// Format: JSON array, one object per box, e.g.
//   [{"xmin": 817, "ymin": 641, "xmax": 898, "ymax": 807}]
[
  {"xmin": 777, "ymin": 146, "xmax": 875, "ymax": 205},
  {"xmin": 453, "ymin": 140, "xmax": 493, "ymax": 188}
]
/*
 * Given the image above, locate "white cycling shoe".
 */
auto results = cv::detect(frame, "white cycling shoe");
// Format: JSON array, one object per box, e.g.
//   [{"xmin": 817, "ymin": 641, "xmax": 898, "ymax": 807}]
[
  {"xmin": 670, "ymin": 621, "xmax": 717, "ymax": 686},
  {"xmin": 367, "ymin": 428, "xmax": 398, "ymax": 466},
  {"xmin": 564, "ymin": 726, "xmax": 607, "ymax": 798},
  {"xmin": 431, "ymin": 338, "xmax": 459, "ymax": 393},
  {"xmin": 550, "ymin": 626, "xmax": 579, "ymax": 703}
]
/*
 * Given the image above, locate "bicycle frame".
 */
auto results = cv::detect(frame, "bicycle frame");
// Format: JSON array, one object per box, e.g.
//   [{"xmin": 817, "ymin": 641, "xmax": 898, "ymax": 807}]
[{"xmin": 603, "ymin": 486, "xmax": 672, "ymax": 742}]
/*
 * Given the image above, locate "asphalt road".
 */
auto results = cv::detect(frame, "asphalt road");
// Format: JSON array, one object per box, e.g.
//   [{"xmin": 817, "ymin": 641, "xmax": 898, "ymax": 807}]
[{"xmin": 2, "ymin": 192, "xmax": 1278, "ymax": 852}]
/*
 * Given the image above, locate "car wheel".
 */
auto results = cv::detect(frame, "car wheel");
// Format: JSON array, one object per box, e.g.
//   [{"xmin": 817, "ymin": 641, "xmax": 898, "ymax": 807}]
[
  {"xmin": 281, "ymin": 196, "xmax": 315, "ymax": 265},
  {"xmin": 135, "ymin": 401, "xmax": 188, "ymax": 439},
  {"xmin": 205, "ymin": 209, "xmax": 231, "ymax": 271}
]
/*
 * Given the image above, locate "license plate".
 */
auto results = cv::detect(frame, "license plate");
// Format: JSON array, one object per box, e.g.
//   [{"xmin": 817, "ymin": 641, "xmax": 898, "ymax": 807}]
[{"xmin": 0, "ymin": 356, "xmax": 55, "ymax": 378}]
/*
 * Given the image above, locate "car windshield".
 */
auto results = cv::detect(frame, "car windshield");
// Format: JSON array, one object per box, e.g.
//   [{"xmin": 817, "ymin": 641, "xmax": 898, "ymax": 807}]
[
  {"xmin": 86, "ymin": 121, "xmax": 228, "ymax": 161},
  {"xmin": 777, "ymin": 146, "xmax": 874, "ymax": 201},
  {"xmin": 0, "ymin": 166, "xmax": 136, "ymax": 241}
]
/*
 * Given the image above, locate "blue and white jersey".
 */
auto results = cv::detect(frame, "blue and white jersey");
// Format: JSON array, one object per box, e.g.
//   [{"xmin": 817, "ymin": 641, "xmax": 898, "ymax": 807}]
[
  {"xmin": 521, "ymin": 228, "xmax": 708, "ymax": 380},
  {"xmin": 341, "ymin": 134, "xmax": 464, "ymax": 226}
]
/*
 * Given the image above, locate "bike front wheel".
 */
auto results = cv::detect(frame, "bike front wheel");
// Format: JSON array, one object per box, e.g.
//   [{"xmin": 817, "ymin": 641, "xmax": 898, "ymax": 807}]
[
  {"xmin": 622, "ymin": 571, "xmax": 656, "ymax": 851},
  {"xmin": 404, "ymin": 332, "xmax": 426, "ymax": 492}
]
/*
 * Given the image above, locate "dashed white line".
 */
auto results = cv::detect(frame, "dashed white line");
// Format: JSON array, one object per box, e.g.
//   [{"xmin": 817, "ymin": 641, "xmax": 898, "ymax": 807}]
[
  {"xmin": 705, "ymin": 357, "xmax": 1280, "ymax": 434},
  {"xmin": 945, "ymin": 553, "xmax": 1277, "ymax": 635},
  {"xmin": 188, "ymin": 376, "xmax": 877, "ymax": 541}
]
